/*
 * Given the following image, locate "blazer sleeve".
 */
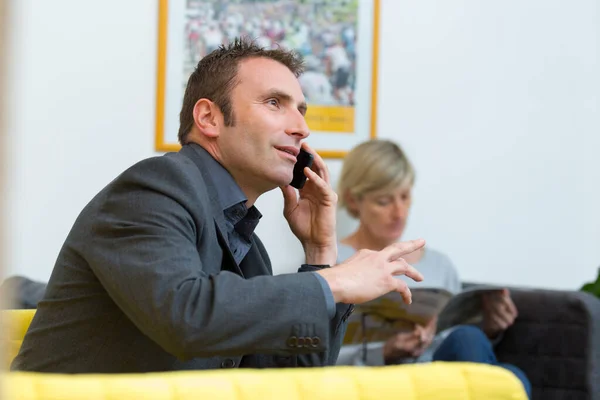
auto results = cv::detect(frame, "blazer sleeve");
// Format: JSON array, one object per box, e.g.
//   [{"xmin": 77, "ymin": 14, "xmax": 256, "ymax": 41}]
[
  {"xmin": 81, "ymin": 156, "xmax": 333, "ymax": 360},
  {"xmin": 294, "ymin": 265, "xmax": 354, "ymax": 367}
]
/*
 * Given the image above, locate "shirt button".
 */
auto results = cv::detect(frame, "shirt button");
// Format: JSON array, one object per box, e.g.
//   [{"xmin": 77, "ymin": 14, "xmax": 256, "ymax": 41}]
[{"xmin": 221, "ymin": 359, "xmax": 236, "ymax": 368}]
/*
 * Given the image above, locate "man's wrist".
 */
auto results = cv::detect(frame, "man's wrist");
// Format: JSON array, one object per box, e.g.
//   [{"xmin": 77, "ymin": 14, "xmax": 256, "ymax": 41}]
[
  {"xmin": 304, "ymin": 243, "xmax": 337, "ymax": 266},
  {"xmin": 315, "ymin": 268, "xmax": 344, "ymax": 304},
  {"xmin": 301, "ymin": 264, "xmax": 331, "ymax": 269}
]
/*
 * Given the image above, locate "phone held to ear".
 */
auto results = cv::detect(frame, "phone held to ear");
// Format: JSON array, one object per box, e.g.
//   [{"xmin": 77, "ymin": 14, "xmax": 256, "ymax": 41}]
[{"xmin": 289, "ymin": 148, "xmax": 314, "ymax": 189}]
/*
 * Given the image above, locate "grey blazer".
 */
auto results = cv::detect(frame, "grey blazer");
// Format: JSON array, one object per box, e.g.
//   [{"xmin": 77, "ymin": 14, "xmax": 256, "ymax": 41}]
[{"xmin": 12, "ymin": 145, "xmax": 353, "ymax": 373}]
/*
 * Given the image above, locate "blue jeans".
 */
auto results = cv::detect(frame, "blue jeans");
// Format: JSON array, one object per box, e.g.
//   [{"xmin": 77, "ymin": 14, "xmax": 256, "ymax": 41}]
[{"xmin": 432, "ymin": 325, "xmax": 531, "ymax": 399}]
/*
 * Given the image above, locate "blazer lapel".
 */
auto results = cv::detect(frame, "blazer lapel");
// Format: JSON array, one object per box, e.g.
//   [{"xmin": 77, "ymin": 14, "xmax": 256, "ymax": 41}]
[
  {"xmin": 179, "ymin": 145, "xmax": 245, "ymax": 278},
  {"xmin": 239, "ymin": 239, "xmax": 270, "ymax": 278}
]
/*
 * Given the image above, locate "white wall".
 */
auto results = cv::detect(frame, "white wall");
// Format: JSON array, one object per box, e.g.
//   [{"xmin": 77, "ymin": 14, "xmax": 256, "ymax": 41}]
[
  {"xmin": 4, "ymin": 0, "xmax": 599, "ymax": 291},
  {"xmin": 5, "ymin": 0, "xmax": 158, "ymax": 280},
  {"xmin": 369, "ymin": 0, "xmax": 600, "ymax": 288}
]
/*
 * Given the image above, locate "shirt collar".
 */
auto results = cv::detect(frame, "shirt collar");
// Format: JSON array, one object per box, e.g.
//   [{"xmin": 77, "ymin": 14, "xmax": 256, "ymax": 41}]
[
  {"xmin": 190, "ymin": 144, "xmax": 247, "ymax": 211},
  {"xmin": 189, "ymin": 144, "xmax": 262, "ymax": 240},
  {"xmin": 232, "ymin": 205, "xmax": 262, "ymax": 241}
]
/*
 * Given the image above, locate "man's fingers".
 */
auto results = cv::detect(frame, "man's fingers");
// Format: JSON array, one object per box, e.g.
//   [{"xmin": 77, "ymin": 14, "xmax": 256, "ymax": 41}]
[
  {"xmin": 302, "ymin": 167, "xmax": 326, "ymax": 190},
  {"xmin": 382, "ymin": 239, "xmax": 426, "ymax": 261},
  {"xmin": 279, "ymin": 185, "xmax": 298, "ymax": 216},
  {"xmin": 302, "ymin": 168, "xmax": 338, "ymax": 204},
  {"xmin": 390, "ymin": 258, "xmax": 424, "ymax": 282},
  {"xmin": 392, "ymin": 279, "xmax": 413, "ymax": 304},
  {"xmin": 338, "ymin": 248, "xmax": 373, "ymax": 266},
  {"xmin": 301, "ymin": 142, "xmax": 330, "ymax": 184}
]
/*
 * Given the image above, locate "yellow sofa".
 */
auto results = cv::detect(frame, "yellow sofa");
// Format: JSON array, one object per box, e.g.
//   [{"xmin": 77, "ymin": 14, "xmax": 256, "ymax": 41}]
[
  {"xmin": 1, "ymin": 310, "xmax": 527, "ymax": 400},
  {"xmin": 2, "ymin": 309, "xmax": 35, "ymax": 369}
]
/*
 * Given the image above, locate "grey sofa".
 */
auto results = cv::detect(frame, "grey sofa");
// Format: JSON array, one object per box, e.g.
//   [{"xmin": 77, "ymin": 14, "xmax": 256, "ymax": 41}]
[
  {"xmin": 0, "ymin": 275, "xmax": 47, "ymax": 309},
  {"xmin": 495, "ymin": 288, "xmax": 600, "ymax": 400}
]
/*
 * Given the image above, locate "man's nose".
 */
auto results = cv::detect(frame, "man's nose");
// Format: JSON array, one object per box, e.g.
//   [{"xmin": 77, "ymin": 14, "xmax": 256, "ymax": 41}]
[{"xmin": 285, "ymin": 110, "xmax": 310, "ymax": 139}]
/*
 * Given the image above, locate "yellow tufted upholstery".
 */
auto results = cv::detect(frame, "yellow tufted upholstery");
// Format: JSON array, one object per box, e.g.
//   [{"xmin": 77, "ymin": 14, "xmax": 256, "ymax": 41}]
[
  {"xmin": 1, "ymin": 310, "xmax": 528, "ymax": 399},
  {"xmin": 2, "ymin": 364, "xmax": 526, "ymax": 400},
  {"xmin": 1, "ymin": 309, "xmax": 35, "ymax": 369}
]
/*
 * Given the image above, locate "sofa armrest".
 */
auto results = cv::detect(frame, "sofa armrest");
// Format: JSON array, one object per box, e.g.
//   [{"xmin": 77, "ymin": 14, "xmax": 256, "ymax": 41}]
[
  {"xmin": 2, "ymin": 363, "xmax": 527, "ymax": 400},
  {"xmin": 496, "ymin": 289, "xmax": 600, "ymax": 400}
]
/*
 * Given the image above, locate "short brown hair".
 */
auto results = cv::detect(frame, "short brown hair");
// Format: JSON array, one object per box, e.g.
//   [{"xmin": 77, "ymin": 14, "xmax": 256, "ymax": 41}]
[{"xmin": 178, "ymin": 37, "xmax": 305, "ymax": 144}]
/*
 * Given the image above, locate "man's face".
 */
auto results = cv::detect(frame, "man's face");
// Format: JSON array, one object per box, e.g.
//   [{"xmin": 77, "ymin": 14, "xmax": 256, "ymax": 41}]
[{"xmin": 217, "ymin": 57, "xmax": 309, "ymax": 193}]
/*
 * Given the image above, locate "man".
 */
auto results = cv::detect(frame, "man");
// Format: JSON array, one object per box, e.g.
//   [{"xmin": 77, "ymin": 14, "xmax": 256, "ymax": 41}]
[{"xmin": 12, "ymin": 38, "xmax": 425, "ymax": 373}]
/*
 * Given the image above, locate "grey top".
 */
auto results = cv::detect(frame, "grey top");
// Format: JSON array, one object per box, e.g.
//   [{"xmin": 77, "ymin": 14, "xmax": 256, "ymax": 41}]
[{"xmin": 336, "ymin": 242, "xmax": 461, "ymax": 366}]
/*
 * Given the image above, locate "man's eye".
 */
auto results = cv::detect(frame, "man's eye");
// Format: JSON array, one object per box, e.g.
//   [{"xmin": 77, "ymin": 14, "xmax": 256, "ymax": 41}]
[{"xmin": 267, "ymin": 98, "xmax": 280, "ymax": 107}]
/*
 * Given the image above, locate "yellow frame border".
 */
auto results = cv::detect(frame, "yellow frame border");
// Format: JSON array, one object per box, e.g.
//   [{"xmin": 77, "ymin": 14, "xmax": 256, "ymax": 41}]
[{"xmin": 154, "ymin": 0, "xmax": 380, "ymax": 158}]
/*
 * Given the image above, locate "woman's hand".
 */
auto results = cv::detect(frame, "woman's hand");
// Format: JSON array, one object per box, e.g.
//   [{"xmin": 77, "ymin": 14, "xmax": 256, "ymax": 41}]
[
  {"xmin": 481, "ymin": 289, "xmax": 518, "ymax": 339},
  {"xmin": 383, "ymin": 328, "xmax": 423, "ymax": 362}
]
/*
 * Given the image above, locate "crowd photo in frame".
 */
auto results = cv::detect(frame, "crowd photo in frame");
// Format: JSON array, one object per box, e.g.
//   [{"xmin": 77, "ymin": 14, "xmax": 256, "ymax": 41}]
[{"xmin": 155, "ymin": 0, "xmax": 380, "ymax": 158}]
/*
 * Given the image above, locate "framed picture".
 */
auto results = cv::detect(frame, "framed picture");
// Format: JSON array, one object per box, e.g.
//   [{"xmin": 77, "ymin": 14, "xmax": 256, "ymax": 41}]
[{"xmin": 155, "ymin": 0, "xmax": 380, "ymax": 158}]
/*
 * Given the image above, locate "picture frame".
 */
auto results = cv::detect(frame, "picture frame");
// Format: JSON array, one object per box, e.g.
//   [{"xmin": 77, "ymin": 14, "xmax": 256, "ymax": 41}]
[{"xmin": 155, "ymin": 0, "xmax": 380, "ymax": 158}]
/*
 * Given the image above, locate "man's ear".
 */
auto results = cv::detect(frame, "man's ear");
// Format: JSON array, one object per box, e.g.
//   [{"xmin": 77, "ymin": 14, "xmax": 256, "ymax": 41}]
[{"xmin": 193, "ymin": 98, "xmax": 221, "ymax": 138}]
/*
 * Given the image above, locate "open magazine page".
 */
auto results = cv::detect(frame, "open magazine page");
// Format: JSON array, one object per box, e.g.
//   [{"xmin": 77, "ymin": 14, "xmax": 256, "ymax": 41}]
[
  {"xmin": 343, "ymin": 288, "xmax": 453, "ymax": 345},
  {"xmin": 343, "ymin": 285, "xmax": 507, "ymax": 345},
  {"xmin": 437, "ymin": 284, "xmax": 505, "ymax": 331}
]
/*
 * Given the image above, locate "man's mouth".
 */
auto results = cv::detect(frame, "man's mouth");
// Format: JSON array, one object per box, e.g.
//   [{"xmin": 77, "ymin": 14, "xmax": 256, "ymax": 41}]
[{"xmin": 275, "ymin": 146, "xmax": 299, "ymax": 160}]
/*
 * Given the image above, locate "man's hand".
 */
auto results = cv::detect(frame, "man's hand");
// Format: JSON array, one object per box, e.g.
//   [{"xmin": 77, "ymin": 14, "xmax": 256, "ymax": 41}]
[
  {"xmin": 481, "ymin": 289, "xmax": 518, "ymax": 339},
  {"xmin": 281, "ymin": 142, "xmax": 337, "ymax": 265},
  {"xmin": 316, "ymin": 239, "xmax": 426, "ymax": 305}
]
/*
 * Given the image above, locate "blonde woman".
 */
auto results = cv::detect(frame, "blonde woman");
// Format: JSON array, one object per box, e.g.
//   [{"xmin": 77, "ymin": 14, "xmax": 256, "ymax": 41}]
[{"xmin": 335, "ymin": 140, "xmax": 531, "ymax": 398}]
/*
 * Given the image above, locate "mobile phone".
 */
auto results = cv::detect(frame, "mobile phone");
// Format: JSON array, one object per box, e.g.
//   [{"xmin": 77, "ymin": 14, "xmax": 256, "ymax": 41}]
[{"xmin": 289, "ymin": 148, "xmax": 314, "ymax": 189}]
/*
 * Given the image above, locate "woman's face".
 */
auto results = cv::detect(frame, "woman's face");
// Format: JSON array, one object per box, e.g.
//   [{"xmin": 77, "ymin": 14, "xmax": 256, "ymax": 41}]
[{"xmin": 354, "ymin": 185, "xmax": 413, "ymax": 243}]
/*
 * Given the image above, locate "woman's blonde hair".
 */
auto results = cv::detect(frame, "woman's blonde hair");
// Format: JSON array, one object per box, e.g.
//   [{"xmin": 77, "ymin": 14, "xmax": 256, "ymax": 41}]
[{"xmin": 338, "ymin": 140, "xmax": 415, "ymax": 218}]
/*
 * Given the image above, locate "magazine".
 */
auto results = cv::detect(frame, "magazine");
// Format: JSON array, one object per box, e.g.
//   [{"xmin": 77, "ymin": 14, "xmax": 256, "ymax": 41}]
[{"xmin": 343, "ymin": 285, "xmax": 504, "ymax": 345}]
